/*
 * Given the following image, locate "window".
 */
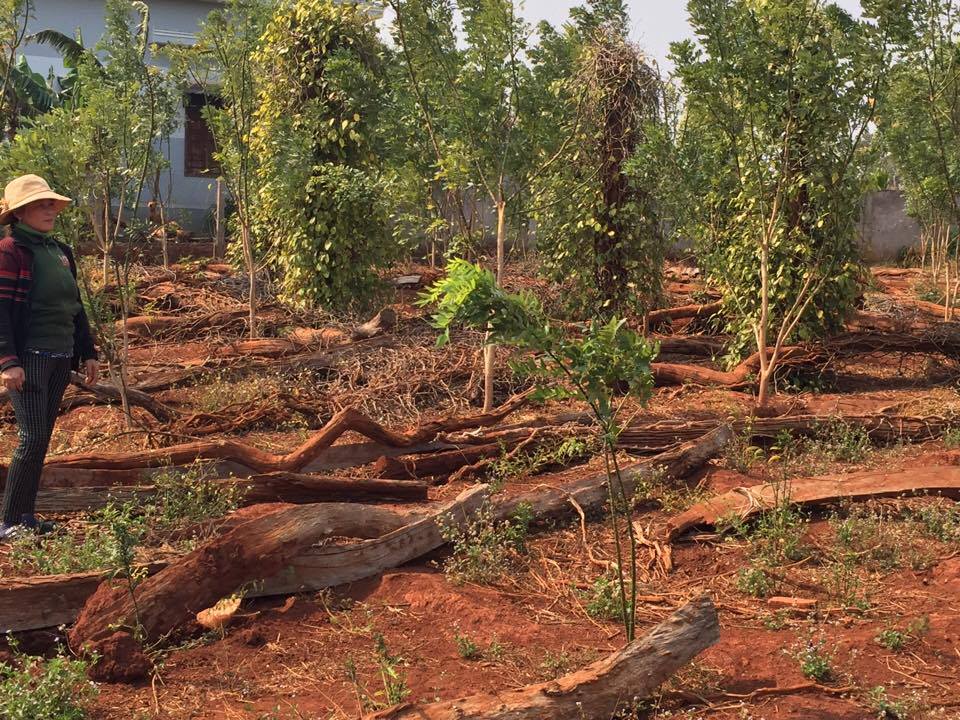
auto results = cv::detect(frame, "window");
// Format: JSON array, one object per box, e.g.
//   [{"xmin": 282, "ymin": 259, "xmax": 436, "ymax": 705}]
[{"xmin": 184, "ymin": 93, "xmax": 220, "ymax": 178}]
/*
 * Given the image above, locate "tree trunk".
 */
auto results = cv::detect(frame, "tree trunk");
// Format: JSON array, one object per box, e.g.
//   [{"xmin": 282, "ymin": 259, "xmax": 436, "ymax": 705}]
[
  {"xmin": 365, "ymin": 594, "xmax": 719, "ymax": 720},
  {"xmin": 483, "ymin": 199, "xmax": 508, "ymax": 413},
  {"xmin": 214, "ymin": 178, "xmax": 226, "ymax": 261},
  {"xmin": 240, "ymin": 221, "xmax": 257, "ymax": 339},
  {"xmin": 665, "ymin": 465, "xmax": 960, "ymax": 542}
]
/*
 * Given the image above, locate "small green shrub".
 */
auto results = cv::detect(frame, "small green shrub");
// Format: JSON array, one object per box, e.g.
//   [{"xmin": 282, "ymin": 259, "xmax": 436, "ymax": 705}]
[
  {"xmin": 150, "ymin": 462, "xmax": 244, "ymax": 530},
  {"xmin": 914, "ymin": 503, "xmax": 960, "ymax": 542},
  {"xmin": 867, "ymin": 686, "xmax": 914, "ymax": 720},
  {"xmin": 454, "ymin": 632, "xmax": 481, "ymax": 660},
  {"xmin": 791, "ymin": 635, "xmax": 833, "ymax": 682},
  {"xmin": 943, "ymin": 427, "xmax": 960, "ymax": 449},
  {"xmin": 762, "ymin": 611, "xmax": 788, "ymax": 630},
  {"xmin": 722, "ymin": 426, "xmax": 765, "ymax": 472},
  {"xmin": 439, "ymin": 502, "xmax": 533, "ymax": 584},
  {"xmin": 875, "ymin": 628, "xmax": 906, "ymax": 652},
  {"xmin": 0, "ymin": 643, "xmax": 97, "ymax": 720},
  {"xmin": 811, "ymin": 421, "xmax": 872, "ymax": 463},
  {"xmin": 9, "ymin": 501, "xmax": 147, "ymax": 575},
  {"xmin": 374, "ymin": 634, "xmax": 409, "ymax": 707},
  {"xmin": 488, "ymin": 437, "xmax": 596, "ymax": 491},
  {"xmin": 736, "ymin": 565, "xmax": 774, "ymax": 598},
  {"xmin": 583, "ymin": 574, "xmax": 632, "ymax": 621}
]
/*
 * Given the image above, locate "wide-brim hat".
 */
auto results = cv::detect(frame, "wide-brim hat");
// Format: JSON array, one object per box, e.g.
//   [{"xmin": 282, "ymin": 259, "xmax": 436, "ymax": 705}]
[{"xmin": 0, "ymin": 174, "xmax": 72, "ymax": 225}]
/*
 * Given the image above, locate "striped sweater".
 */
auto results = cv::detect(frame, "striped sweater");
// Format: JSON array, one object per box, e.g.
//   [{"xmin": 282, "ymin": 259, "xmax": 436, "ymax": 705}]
[{"xmin": 0, "ymin": 230, "xmax": 97, "ymax": 371}]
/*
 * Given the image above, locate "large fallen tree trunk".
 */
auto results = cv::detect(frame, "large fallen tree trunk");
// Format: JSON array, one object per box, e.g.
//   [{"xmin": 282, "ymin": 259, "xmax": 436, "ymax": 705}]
[
  {"xmin": 44, "ymin": 394, "xmax": 531, "ymax": 474},
  {"xmin": 68, "ymin": 501, "xmax": 417, "ymax": 648},
  {"xmin": 618, "ymin": 413, "xmax": 955, "ymax": 452},
  {"xmin": 32, "ymin": 473, "xmax": 428, "ymax": 513},
  {"xmin": 69, "ymin": 487, "xmax": 488, "ymax": 650},
  {"xmin": 652, "ymin": 347, "xmax": 811, "ymax": 388},
  {"xmin": 366, "ymin": 594, "xmax": 719, "ymax": 720},
  {"xmin": 648, "ymin": 302, "xmax": 723, "ymax": 327},
  {"xmin": 664, "ymin": 465, "xmax": 960, "ymax": 541}
]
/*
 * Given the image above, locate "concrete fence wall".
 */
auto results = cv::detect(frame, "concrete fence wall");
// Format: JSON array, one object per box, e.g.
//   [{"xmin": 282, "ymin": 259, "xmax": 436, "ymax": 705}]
[{"xmin": 859, "ymin": 190, "xmax": 921, "ymax": 262}]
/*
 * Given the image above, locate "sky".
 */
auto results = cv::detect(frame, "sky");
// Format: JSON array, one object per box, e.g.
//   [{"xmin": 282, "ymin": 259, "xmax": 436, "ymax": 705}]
[{"xmin": 519, "ymin": 0, "xmax": 865, "ymax": 67}]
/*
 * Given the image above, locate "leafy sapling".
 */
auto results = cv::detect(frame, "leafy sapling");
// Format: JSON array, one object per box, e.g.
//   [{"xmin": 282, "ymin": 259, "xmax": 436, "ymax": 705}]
[{"xmin": 420, "ymin": 259, "xmax": 658, "ymax": 641}]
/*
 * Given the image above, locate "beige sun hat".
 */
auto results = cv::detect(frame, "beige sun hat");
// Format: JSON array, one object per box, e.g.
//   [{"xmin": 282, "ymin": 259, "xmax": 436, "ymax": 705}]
[{"xmin": 0, "ymin": 174, "xmax": 72, "ymax": 225}]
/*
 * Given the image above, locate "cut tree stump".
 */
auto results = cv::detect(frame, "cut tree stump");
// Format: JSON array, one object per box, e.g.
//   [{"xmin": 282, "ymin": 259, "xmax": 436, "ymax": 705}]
[
  {"xmin": 664, "ymin": 466, "xmax": 960, "ymax": 541},
  {"xmin": 365, "ymin": 594, "xmax": 719, "ymax": 720},
  {"xmin": 351, "ymin": 308, "xmax": 397, "ymax": 340}
]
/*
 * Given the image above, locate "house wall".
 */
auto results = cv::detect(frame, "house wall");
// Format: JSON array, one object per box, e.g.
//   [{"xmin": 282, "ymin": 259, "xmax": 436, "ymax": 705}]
[{"xmin": 20, "ymin": 0, "xmax": 222, "ymax": 231}]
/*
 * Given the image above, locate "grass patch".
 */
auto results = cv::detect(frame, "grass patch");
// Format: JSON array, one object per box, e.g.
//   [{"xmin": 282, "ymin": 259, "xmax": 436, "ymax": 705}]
[
  {"xmin": 0, "ymin": 642, "xmax": 97, "ymax": 720},
  {"xmin": 8, "ymin": 462, "xmax": 244, "ymax": 576},
  {"xmin": 438, "ymin": 502, "xmax": 533, "ymax": 584}
]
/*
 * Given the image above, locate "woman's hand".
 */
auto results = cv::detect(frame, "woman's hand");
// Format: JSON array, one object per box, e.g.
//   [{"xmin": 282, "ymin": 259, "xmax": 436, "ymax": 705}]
[
  {"xmin": 1, "ymin": 366, "xmax": 25, "ymax": 392},
  {"xmin": 83, "ymin": 359, "xmax": 99, "ymax": 386}
]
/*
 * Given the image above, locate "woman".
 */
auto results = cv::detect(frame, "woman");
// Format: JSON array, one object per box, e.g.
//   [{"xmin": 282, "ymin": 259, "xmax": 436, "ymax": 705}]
[{"xmin": 0, "ymin": 174, "xmax": 99, "ymax": 540}]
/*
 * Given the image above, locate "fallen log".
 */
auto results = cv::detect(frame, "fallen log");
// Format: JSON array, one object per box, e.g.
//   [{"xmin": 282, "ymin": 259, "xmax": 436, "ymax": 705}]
[
  {"xmin": 44, "ymin": 394, "xmax": 531, "ymax": 473},
  {"xmin": 365, "ymin": 594, "xmax": 719, "ymax": 720},
  {"xmin": 68, "ymin": 487, "xmax": 489, "ymax": 653},
  {"xmin": 617, "ymin": 413, "xmax": 956, "ymax": 452},
  {"xmin": 238, "ymin": 472, "xmax": 428, "ymax": 504},
  {"xmin": 119, "ymin": 308, "xmax": 247, "ymax": 339},
  {"xmin": 32, "ymin": 473, "xmax": 428, "ymax": 513},
  {"xmin": 1, "ymin": 374, "xmax": 177, "ymax": 422},
  {"xmin": 648, "ymin": 302, "xmax": 723, "ymax": 327},
  {"xmin": 63, "ymin": 373, "xmax": 177, "ymax": 422},
  {"xmin": 0, "ymin": 428, "xmax": 729, "ymax": 635},
  {"xmin": 68, "ymin": 501, "xmax": 417, "ymax": 648},
  {"xmin": 664, "ymin": 465, "xmax": 960, "ymax": 541},
  {"xmin": 652, "ymin": 347, "xmax": 811, "ymax": 388}
]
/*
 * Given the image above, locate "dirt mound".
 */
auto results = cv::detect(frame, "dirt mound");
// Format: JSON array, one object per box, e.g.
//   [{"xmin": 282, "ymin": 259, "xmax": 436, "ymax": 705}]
[{"xmin": 85, "ymin": 631, "xmax": 151, "ymax": 683}]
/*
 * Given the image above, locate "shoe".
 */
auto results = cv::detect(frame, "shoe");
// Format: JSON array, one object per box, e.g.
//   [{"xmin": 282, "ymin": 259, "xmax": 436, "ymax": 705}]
[{"xmin": 20, "ymin": 514, "xmax": 56, "ymax": 535}]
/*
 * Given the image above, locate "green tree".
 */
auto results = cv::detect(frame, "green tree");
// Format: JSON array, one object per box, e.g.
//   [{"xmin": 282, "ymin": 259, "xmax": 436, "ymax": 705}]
[
  {"xmin": 390, "ymin": 0, "xmax": 584, "ymax": 410},
  {"xmin": 533, "ymin": 18, "xmax": 665, "ymax": 317},
  {"xmin": 0, "ymin": 0, "xmax": 30, "ymax": 139},
  {"xmin": 251, "ymin": 0, "xmax": 392, "ymax": 309},
  {"xmin": 672, "ymin": 0, "xmax": 890, "ymax": 406},
  {"xmin": 420, "ymin": 259, "xmax": 658, "ymax": 640},
  {"xmin": 876, "ymin": 0, "xmax": 960, "ymax": 316},
  {"xmin": 181, "ymin": 0, "xmax": 270, "ymax": 336}
]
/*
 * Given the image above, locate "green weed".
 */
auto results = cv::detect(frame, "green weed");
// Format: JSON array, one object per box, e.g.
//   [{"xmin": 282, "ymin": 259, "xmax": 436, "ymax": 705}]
[
  {"xmin": 791, "ymin": 633, "xmax": 834, "ymax": 682},
  {"xmin": 0, "ymin": 641, "xmax": 97, "ymax": 720},
  {"xmin": 762, "ymin": 611, "xmax": 788, "ymax": 630},
  {"xmin": 867, "ymin": 686, "xmax": 916, "ymax": 720},
  {"xmin": 582, "ymin": 574, "xmax": 632, "ymax": 621},
  {"xmin": 914, "ymin": 503, "xmax": 960, "ymax": 542},
  {"xmin": 439, "ymin": 502, "xmax": 533, "ymax": 584},
  {"xmin": 722, "ymin": 426, "xmax": 765, "ymax": 472},
  {"xmin": 875, "ymin": 617, "xmax": 929, "ymax": 653},
  {"xmin": 488, "ymin": 436, "xmax": 596, "ymax": 491},
  {"xmin": 150, "ymin": 462, "xmax": 244, "ymax": 531},
  {"xmin": 736, "ymin": 564, "xmax": 774, "ymax": 598},
  {"xmin": 454, "ymin": 631, "xmax": 481, "ymax": 660},
  {"xmin": 8, "ymin": 500, "xmax": 147, "ymax": 575},
  {"xmin": 375, "ymin": 634, "xmax": 409, "ymax": 707},
  {"xmin": 943, "ymin": 427, "xmax": 960, "ymax": 449}
]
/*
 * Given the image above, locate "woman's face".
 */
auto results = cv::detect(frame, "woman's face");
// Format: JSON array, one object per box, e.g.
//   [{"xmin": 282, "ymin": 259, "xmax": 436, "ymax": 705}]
[{"xmin": 17, "ymin": 198, "xmax": 62, "ymax": 233}]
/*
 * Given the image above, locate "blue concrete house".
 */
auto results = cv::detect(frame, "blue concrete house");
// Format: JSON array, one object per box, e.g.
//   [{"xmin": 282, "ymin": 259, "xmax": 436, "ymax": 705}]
[
  {"xmin": 21, "ymin": 0, "xmax": 225, "ymax": 230},
  {"xmin": 19, "ymin": 1, "xmax": 385, "ymax": 232}
]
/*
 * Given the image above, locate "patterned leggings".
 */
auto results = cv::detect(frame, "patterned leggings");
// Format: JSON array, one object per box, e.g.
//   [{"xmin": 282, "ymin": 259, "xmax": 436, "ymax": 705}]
[{"xmin": 2, "ymin": 352, "xmax": 72, "ymax": 524}]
